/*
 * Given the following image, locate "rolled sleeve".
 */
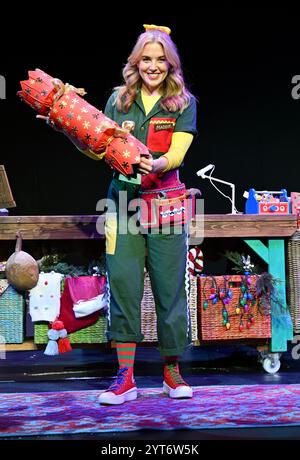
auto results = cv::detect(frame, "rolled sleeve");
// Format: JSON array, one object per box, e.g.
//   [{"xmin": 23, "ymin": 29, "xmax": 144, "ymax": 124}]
[{"xmin": 174, "ymin": 96, "xmax": 197, "ymax": 136}]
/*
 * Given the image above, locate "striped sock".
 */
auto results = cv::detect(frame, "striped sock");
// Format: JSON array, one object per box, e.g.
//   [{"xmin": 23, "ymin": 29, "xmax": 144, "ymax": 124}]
[
  {"xmin": 164, "ymin": 356, "xmax": 178, "ymax": 367},
  {"xmin": 116, "ymin": 342, "xmax": 136, "ymax": 375}
]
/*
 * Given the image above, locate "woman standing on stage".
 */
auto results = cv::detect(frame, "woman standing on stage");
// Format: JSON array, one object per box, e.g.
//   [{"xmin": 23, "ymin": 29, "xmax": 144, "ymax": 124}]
[{"xmin": 98, "ymin": 24, "xmax": 198, "ymax": 405}]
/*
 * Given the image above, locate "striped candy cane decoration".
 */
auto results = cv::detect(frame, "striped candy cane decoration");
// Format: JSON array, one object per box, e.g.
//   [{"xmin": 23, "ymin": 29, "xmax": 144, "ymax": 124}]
[{"xmin": 188, "ymin": 247, "xmax": 204, "ymax": 275}]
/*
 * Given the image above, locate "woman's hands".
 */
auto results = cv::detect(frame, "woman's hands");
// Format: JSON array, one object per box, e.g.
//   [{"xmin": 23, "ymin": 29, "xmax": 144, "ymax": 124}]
[
  {"xmin": 36, "ymin": 115, "xmax": 64, "ymax": 133},
  {"xmin": 36, "ymin": 115, "xmax": 87, "ymax": 150},
  {"xmin": 137, "ymin": 154, "xmax": 168, "ymax": 175},
  {"xmin": 36, "ymin": 115, "xmax": 168, "ymax": 174},
  {"xmin": 137, "ymin": 154, "xmax": 154, "ymax": 175},
  {"xmin": 137, "ymin": 154, "xmax": 169, "ymax": 175}
]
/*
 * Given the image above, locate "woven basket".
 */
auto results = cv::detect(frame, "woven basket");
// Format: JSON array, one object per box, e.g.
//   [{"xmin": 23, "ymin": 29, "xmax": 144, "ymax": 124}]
[
  {"xmin": 0, "ymin": 285, "xmax": 24, "ymax": 343},
  {"xmin": 34, "ymin": 316, "xmax": 108, "ymax": 344},
  {"xmin": 141, "ymin": 272, "xmax": 198, "ymax": 342},
  {"xmin": 198, "ymin": 275, "xmax": 271, "ymax": 340},
  {"xmin": 287, "ymin": 230, "xmax": 300, "ymax": 333},
  {"xmin": 189, "ymin": 275, "xmax": 198, "ymax": 342}
]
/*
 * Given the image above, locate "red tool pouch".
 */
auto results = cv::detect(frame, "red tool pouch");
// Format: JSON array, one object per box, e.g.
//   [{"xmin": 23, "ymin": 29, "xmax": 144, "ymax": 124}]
[{"xmin": 138, "ymin": 184, "xmax": 196, "ymax": 229}]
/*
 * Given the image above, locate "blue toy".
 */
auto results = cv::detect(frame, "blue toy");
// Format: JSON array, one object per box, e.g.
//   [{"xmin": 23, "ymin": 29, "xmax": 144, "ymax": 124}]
[{"xmin": 245, "ymin": 188, "xmax": 290, "ymax": 214}]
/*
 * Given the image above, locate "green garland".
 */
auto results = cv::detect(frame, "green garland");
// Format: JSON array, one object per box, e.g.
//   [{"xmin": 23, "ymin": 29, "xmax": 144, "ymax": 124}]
[
  {"xmin": 223, "ymin": 251, "xmax": 286, "ymax": 315},
  {"xmin": 38, "ymin": 253, "xmax": 106, "ymax": 277},
  {"xmin": 223, "ymin": 251, "xmax": 261, "ymax": 274}
]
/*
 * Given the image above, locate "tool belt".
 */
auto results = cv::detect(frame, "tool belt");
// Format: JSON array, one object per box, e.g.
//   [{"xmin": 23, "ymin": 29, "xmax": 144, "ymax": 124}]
[{"xmin": 138, "ymin": 183, "xmax": 198, "ymax": 229}]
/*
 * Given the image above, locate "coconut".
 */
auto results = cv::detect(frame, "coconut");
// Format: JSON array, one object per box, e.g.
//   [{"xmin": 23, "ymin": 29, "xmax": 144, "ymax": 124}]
[{"xmin": 5, "ymin": 231, "xmax": 39, "ymax": 290}]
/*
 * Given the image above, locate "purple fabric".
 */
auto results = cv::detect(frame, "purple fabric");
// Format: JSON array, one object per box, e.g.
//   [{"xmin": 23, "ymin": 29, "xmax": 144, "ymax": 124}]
[{"xmin": 0, "ymin": 384, "xmax": 300, "ymax": 436}]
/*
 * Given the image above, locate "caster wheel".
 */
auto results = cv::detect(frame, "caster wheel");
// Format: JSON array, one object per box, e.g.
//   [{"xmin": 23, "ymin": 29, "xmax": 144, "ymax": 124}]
[{"xmin": 262, "ymin": 357, "xmax": 281, "ymax": 374}]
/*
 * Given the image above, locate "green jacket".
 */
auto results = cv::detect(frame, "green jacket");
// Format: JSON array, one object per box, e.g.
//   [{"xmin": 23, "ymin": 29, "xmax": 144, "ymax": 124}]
[{"xmin": 104, "ymin": 90, "xmax": 197, "ymax": 159}]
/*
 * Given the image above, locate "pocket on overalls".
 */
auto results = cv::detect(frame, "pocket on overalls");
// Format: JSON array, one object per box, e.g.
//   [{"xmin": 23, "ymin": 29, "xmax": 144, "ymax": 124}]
[
  {"xmin": 105, "ymin": 213, "xmax": 118, "ymax": 255},
  {"xmin": 147, "ymin": 118, "xmax": 176, "ymax": 152}
]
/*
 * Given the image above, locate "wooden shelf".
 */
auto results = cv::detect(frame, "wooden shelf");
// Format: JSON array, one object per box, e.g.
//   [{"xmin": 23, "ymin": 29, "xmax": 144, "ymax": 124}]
[
  {"xmin": 0, "ymin": 214, "xmax": 297, "ymax": 240},
  {"xmin": 2, "ymin": 340, "xmax": 111, "ymax": 351},
  {"xmin": 190, "ymin": 214, "xmax": 298, "ymax": 238},
  {"xmin": 0, "ymin": 215, "xmax": 105, "ymax": 240},
  {"xmin": 3, "ymin": 339, "xmax": 38, "ymax": 351}
]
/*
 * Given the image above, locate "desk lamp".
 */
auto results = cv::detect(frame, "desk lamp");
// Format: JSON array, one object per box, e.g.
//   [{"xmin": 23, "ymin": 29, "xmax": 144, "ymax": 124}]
[{"xmin": 196, "ymin": 164, "xmax": 239, "ymax": 214}]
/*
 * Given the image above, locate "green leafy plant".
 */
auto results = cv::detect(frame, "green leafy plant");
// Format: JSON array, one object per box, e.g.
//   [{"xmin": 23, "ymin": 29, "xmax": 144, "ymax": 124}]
[
  {"xmin": 38, "ymin": 253, "xmax": 106, "ymax": 277},
  {"xmin": 223, "ymin": 251, "xmax": 261, "ymax": 274}
]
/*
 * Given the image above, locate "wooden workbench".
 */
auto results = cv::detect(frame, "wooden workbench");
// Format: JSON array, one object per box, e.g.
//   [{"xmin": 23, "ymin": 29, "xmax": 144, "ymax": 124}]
[
  {"xmin": 0, "ymin": 214, "xmax": 297, "ymax": 351},
  {"xmin": 0, "ymin": 214, "xmax": 297, "ymax": 239}
]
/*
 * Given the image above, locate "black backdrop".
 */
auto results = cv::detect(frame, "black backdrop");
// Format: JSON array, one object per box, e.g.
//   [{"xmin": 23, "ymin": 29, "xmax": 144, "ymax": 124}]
[{"xmin": 1, "ymin": 8, "xmax": 299, "ymax": 216}]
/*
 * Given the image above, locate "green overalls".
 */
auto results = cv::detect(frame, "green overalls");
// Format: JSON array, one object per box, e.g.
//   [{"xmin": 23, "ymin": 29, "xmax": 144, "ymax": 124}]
[{"xmin": 104, "ymin": 91, "xmax": 197, "ymax": 356}]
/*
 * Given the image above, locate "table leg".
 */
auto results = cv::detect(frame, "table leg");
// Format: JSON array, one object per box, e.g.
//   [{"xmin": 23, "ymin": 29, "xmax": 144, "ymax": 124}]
[{"xmin": 244, "ymin": 238, "xmax": 293, "ymax": 352}]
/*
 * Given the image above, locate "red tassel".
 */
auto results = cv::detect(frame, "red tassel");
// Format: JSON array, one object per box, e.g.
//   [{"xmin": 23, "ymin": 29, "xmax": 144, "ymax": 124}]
[
  {"xmin": 58, "ymin": 337, "xmax": 72, "ymax": 353},
  {"xmin": 48, "ymin": 318, "xmax": 72, "ymax": 354}
]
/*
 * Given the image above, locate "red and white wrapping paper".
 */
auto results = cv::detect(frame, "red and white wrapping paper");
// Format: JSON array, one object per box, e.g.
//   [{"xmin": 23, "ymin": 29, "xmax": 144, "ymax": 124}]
[
  {"xmin": 18, "ymin": 69, "xmax": 149, "ymax": 176},
  {"xmin": 18, "ymin": 69, "xmax": 58, "ymax": 115}
]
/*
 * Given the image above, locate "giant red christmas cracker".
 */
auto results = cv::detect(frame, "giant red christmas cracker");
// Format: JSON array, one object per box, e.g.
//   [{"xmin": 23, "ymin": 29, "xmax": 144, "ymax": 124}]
[{"xmin": 18, "ymin": 69, "xmax": 149, "ymax": 176}]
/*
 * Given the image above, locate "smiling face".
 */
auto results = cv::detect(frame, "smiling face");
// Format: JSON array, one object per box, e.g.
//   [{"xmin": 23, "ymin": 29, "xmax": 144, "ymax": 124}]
[{"xmin": 137, "ymin": 42, "xmax": 170, "ymax": 95}]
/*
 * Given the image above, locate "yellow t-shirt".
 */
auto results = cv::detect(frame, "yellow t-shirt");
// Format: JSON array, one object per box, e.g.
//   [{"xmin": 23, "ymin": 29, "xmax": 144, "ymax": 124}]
[{"xmin": 141, "ymin": 91, "xmax": 161, "ymax": 115}]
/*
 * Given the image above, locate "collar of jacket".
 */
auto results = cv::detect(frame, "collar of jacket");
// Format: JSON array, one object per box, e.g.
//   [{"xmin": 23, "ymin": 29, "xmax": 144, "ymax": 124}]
[{"xmin": 134, "ymin": 90, "xmax": 163, "ymax": 122}]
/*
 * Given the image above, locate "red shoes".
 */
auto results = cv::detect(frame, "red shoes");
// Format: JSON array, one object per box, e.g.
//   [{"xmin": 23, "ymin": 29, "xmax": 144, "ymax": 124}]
[
  {"xmin": 98, "ymin": 364, "xmax": 193, "ymax": 405},
  {"xmin": 98, "ymin": 367, "xmax": 137, "ymax": 405},
  {"xmin": 163, "ymin": 363, "xmax": 193, "ymax": 398}
]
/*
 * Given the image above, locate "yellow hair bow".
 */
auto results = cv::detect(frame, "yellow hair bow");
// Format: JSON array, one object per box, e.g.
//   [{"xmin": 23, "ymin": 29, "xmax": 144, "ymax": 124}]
[{"xmin": 143, "ymin": 24, "xmax": 171, "ymax": 35}]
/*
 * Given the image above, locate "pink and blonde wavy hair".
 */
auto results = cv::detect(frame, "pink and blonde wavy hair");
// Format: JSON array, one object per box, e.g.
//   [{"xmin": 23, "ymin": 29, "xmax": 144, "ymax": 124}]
[{"xmin": 114, "ymin": 29, "xmax": 193, "ymax": 114}]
